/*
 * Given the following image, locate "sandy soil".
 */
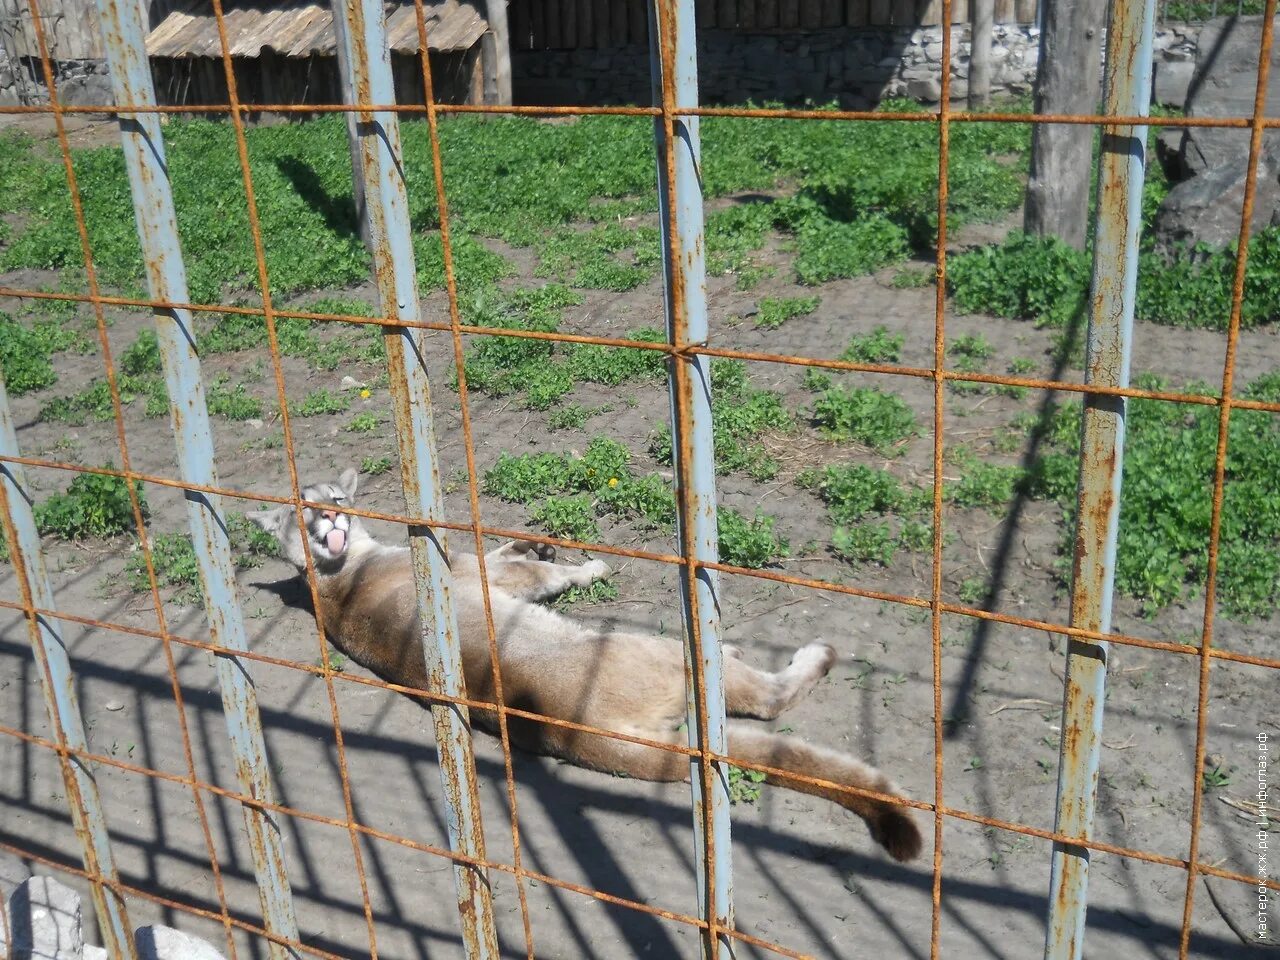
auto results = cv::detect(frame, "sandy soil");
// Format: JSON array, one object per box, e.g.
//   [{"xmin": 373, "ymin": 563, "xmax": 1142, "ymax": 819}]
[{"xmin": 0, "ymin": 114, "xmax": 1276, "ymax": 960}]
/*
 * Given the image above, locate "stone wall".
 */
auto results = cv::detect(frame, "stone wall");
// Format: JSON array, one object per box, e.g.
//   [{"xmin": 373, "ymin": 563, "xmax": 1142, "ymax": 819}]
[
  {"xmin": 0, "ymin": 22, "xmax": 1208, "ymax": 111},
  {"xmin": 514, "ymin": 23, "xmax": 1204, "ymax": 108},
  {"xmin": 0, "ymin": 48, "xmax": 114, "ymax": 107}
]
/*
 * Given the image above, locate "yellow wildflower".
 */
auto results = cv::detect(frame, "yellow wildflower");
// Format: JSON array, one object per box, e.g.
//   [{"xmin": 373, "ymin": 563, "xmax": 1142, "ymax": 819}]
[
  {"xmin": 359, "ymin": 388, "xmax": 371, "ymax": 399},
  {"xmin": 608, "ymin": 477, "xmax": 619, "ymax": 488}
]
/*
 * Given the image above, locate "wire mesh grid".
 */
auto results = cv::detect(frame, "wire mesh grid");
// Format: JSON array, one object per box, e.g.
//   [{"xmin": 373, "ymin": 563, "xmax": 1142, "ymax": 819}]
[{"xmin": 0, "ymin": 0, "xmax": 1277, "ymax": 958}]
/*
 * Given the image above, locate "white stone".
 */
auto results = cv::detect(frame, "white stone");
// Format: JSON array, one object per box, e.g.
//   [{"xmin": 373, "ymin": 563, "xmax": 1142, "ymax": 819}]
[
  {"xmin": 0, "ymin": 852, "xmax": 29, "ymax": 901},
  {"xmin": 135, "ymin": 925, "xmax": 228, "ymax": 960},
  {"xmin": 5, "ymin": 876, "xmax": 84, "ymax": 959},
  {"xmin": 82, "ymin": 948, "xmax": 106, "ymax": 960}
]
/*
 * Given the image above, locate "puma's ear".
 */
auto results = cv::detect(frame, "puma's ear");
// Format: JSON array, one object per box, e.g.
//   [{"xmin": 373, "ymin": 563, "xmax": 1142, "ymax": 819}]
[
  {"xmin": 338, "ymin": 468, "xmax": 359, "ymax": 502},
  {"xmin": 246, "ymin": 506, "xmax": 287, "ymax": 537}
]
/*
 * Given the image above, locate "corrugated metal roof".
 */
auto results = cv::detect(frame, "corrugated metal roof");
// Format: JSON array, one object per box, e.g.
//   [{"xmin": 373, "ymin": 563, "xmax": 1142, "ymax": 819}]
[{"xmin": 145, "ymin": 0, "xmax": 487, "ymax": 58}]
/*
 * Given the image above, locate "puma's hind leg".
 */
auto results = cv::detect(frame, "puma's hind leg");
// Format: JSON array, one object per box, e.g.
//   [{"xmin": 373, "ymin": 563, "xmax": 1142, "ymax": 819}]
[{"xmin": 724, "ymin": 642, "xmax": 837, "ymax": 720}]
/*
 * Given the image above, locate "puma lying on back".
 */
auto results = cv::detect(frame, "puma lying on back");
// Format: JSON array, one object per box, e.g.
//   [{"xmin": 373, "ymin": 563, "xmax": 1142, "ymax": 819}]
[{"xmin": 248, "ymin": 469, "xmax": 923, "ymax": 862}]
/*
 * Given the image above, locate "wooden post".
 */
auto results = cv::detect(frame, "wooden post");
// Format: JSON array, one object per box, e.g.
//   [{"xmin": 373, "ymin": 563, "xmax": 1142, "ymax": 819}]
[
  {"xmin": 969, "ymin": 0, "xmax": 993, "ymax": 107},
  {"xmin": 1023, "ymin": 0, "xmax": 1105, "ymax": 250},
  {"xmin": 484, "ymin": 0, "xmax": 512, "ymax": 104},
  {"xmin": 330, "ymin": 1, "xmax": 371, "ymax": 251}
]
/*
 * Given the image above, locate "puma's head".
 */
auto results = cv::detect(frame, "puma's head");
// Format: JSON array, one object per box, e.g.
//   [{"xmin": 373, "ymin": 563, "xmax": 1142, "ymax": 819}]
[{"xmin": 248, "ymin": 468, "xmax": 363, "ymax": 574}]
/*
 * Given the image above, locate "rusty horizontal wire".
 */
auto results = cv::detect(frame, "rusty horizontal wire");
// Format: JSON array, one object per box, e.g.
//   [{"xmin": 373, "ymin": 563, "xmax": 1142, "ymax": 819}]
[
  {"xmin": 6, "ymin": 718, "xmax": 1276, "ymax": 899},
  {"xmin": 5, "ymin": 285, "xmax": 1278, "ymax": 416},
  {"xmin": 6, "ymin": 98, "xmax": 1280, "ymax": 130},
  {"xmin": 2, "ymin": 586, "xmax": 1277, "ymax": 769},
  {"xmin": 0, "ymin": 829, "xmax": 820, "ymax": 960},
  {"xmin": 0, "ymin": 463, "xmax": 1277, "ymax": 674}
]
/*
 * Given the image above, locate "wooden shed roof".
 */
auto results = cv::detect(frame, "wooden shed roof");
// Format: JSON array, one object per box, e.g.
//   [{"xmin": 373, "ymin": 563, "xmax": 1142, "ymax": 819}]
[{"xmin": 145, "ymin": 0, "xmax": 487, "ymax": 58}]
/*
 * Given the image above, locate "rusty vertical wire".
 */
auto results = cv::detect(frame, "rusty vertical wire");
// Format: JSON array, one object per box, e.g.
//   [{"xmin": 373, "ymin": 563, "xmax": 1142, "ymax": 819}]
[
  {"xmin": 328, "ymin": 0, "xmax": 500, "ymax": 955},
  {"xmin": 929, "ymin": 2, "xmax": 954, "ymax": 958},
  {"xmin": 1178, "ymin": 2, "xmax": 1277, "ymax": 955},
  {"xmin": 1044, "ymin": 2, "xmax": 1154, "ymax": 957},
  {"xmin": 91, "ymin": 0, "xmax": 300, "ymax": 954},
  {"xmin": 649, "ymin": 1, "xmax": 734, "ymax": 957},
  {"xmin": 408, "ymin": 1, "xmax": 538, "ymax": 956},
  {"xmin": 20, "ymin": 0, "xmax": 240, "ymax": 953},
  {"xmin": 0, "ymin": 388, "xmax": 134, "ymax": 958},
  {"xmin": 202, "ymin": 0, "xmax": 383, "ymax": 954}
]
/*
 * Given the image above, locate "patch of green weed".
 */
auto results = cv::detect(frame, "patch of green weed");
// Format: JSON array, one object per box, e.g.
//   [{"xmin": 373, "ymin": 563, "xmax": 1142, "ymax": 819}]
[
  {"xmin": 947, "ymin": 462, "xmax": 1026, "ymax": 511},
  {"xmin": 531, "ymin": 495, "xmax": 599, "ymax": 542},
  {"xmin": 119, "ymin": 330, "xmax": 161, "ymax": 375},
  {"xmin": 1023, "ymin": 371, "xmax": 1280, "ymax": 618},
  {"xmin": 649, "ymin": 360, "xmax": 791, "ymax": 480},
  {"xmin": 346, "ymin": 411, "xmax": 380, "ymax": 432},
  {"xmin": 718, "ymin": 508, "xmax": 788, "ymax": 569},
  {"xmin": 833, "ymin": 522, "xmax": 897, "ymax": 565},
  {"xmin": 840, "ymin": 326, "xmax": 904, "ymax": 365},
  {"xmin": 126, "ymin": 532, "xmax": 203, "ymax": 605},
  {"xmin": 554, "ymin": 579, "xmax": 620, "ymax": 609},
  {"xmin": 798, "ymin": 464, "xmax": 905, "ymax": 525},
  {"xmin": 36, "ymin": 472, "xmax": 142, "ymax": 540},
  {"xmin": 811, "ymin": 385, "xmax": 918, "ymax": 454},
  {"xmin": 0, "ymin": 313, "xmax": 85, "ymax": 395},
  {"xmin": 727, "ymin": 765, "xmax": 767, "ymax": 804},
  {"xmin": 208, "ymin": 380, "xmax": 262, "ymax": 421},
  {"xmin": 756, "ymin": 295, "xmax": 819, "ymax": 329},
  {"xmin": 295, "ymin": 388, "xmax": 349, "ymax": 417}
]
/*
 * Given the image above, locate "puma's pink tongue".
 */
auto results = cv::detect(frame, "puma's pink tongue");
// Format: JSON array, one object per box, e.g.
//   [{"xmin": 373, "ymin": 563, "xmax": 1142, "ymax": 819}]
[{"xmin": 326, "ymin": 528, "xmax": 346, "ymax": 554}]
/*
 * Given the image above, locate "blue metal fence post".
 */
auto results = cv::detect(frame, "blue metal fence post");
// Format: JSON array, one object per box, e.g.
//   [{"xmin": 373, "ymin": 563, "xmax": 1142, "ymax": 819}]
[
  {"xmin": 1044, "ymin": 1, "xmax": 1155, "ymax": 957},
  {"xmin": 648, "ymin": 1, "xmax": 735, "ymax": 956},
  {"xmin": 330, "ymin": 0, "xmax": 500, "ymax": 955},
  {"xmin": 0, "ymin": 379, "xmax": 136, "ymax": 958},
  {"xmin": 92, "ymin": 1, "xmax": 300, "ymax": 955}
]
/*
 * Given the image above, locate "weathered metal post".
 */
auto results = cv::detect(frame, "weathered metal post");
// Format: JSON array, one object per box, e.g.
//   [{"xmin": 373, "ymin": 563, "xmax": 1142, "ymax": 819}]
[
  {"xmin": 330, "ymin": 0, "xmax": 500, "ymax": 955},
  {"xmin": 1045, "ymin": 1, "xmax": 1155, "ymax": 957},
  {"xmin": 648, "ymin": 1, "xmax": 734, "ymax": 957},
  {"xmin": 92, "ymin": 0, "xmax": 300, "ymax": 955},
  {"xmin": 0, "ymin": 379, "xmax": 135, "ymax": 958}
]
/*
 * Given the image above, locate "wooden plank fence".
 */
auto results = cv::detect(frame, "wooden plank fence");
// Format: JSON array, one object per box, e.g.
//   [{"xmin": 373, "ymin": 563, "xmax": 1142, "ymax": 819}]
[{"xmin": 512, "ymin": 0, "xmax": 1042, "ymax": 50}]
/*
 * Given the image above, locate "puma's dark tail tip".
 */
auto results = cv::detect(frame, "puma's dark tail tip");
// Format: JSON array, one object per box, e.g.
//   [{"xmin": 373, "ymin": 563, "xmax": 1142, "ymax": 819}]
[{"xmin": 870, "ymin": 805, "xmax": 925, "ymax": 862}]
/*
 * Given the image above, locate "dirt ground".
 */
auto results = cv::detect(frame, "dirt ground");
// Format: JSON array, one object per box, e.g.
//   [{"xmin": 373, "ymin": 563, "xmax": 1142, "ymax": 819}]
[{"xmin": 1, "ymin": 115, "xmax": 1277, "ymax": 960}]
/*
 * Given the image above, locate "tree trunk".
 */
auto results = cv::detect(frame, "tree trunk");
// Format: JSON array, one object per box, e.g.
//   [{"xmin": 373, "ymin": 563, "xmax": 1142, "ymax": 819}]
[
  {"xmin": 969, "ymin": 0, "xmax": 993, "ymax": 108},
  {"xmin": 1023, "ymin": 0, "xmax": 1106, "ymax": 250},
  {"xmin": 484, "ymin": 0, "xmax": 513, "ymax": 105},
  {"xmin": 330, "ymin": 1, "xmax": 371, "ymax": 252}
]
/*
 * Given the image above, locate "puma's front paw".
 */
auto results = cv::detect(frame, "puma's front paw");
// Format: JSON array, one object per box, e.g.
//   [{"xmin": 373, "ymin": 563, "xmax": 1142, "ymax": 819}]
[{"xmin": 582, "ymin": 559, "xmax": 611, "ymax": 581}]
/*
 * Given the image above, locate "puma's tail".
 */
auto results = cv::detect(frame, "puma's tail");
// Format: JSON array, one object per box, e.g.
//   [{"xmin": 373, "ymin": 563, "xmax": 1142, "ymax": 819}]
[{"xmin": 727, "ymin": 722, "xmax": 923, "ymax": 862}]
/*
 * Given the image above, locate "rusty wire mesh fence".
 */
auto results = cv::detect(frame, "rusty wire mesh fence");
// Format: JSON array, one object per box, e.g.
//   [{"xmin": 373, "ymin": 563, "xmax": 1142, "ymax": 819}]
[{"xmin": 0, "ymin": 0, "xmax": 1278, "ymax": 958}]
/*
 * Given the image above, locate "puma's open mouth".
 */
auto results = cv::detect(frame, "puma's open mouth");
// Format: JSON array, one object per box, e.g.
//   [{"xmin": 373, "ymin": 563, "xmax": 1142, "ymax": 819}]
[{"xmin": 315, "ymin": 517, "xmax": 350, "ymax": 559}]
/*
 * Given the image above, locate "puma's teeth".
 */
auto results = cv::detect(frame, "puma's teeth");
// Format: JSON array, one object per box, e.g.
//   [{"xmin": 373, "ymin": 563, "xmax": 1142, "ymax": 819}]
[{"xmin": 326, "ymin": 528, "xmax": 347, "ymax": 554}]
